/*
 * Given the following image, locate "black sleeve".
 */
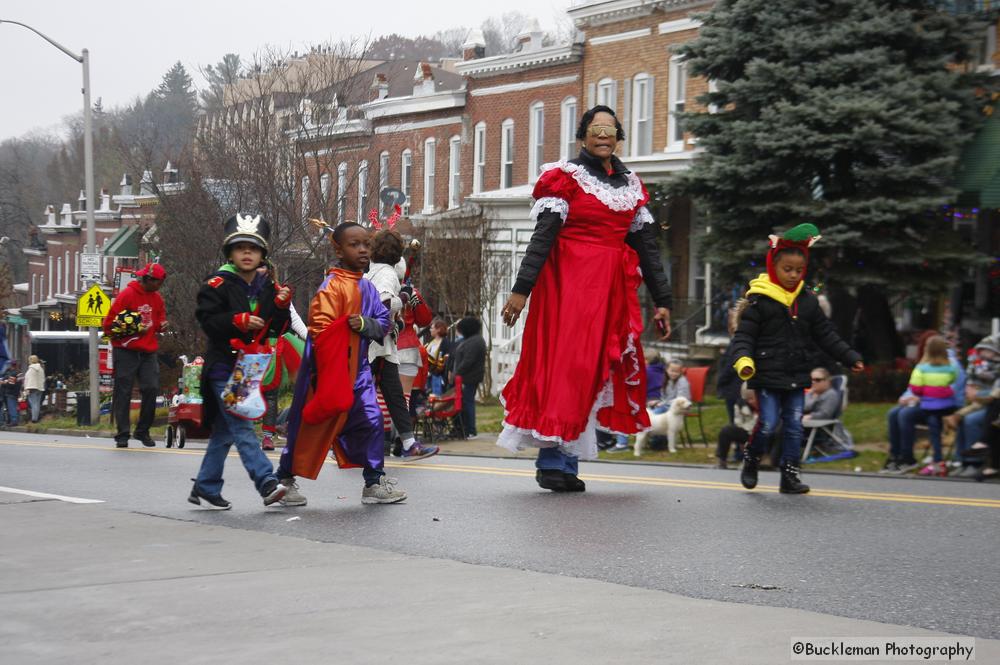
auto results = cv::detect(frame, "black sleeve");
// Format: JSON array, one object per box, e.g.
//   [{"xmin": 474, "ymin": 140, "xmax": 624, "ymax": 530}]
[
  {"xmin": 625, "ymin": 222, "xmax": 672, "ymax": 309},
  {"xmin": 730, "ymin": 298, "xmax": 761, "ymax": 362},
  {"xmin": 359, "ymin": 316, "xmax": 385, "ymax": 342},
  {"xmin": 809, "ymin": 305, "xmax": 862, "ymax": 367},
  {"xmin": 511, "ymin": 210, "xmax": 562, "ymax": 296},
  {"xmin": 196, "ymin": 283, "xmax": 241, "ymax": 340}
]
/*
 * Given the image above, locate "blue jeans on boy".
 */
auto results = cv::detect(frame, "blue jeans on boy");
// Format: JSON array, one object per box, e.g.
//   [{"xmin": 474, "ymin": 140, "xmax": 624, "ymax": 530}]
[
  {"xmin": 2, "ymin": 394, "xmax": 18, "ymax": 425},
  {"xmin": 196, "ymin": 380, "xmax": 279, "ymax": 497},
  {"xmin": 953, "ymin": 409, "xmax": 987, "ymax": 463},
  {"xmin": 746, "ymin": 388, "xmax": 804, "ymax": 465},
  {"xmin": 887, "ymin": 403, "xmax": 926, "ymax": 463},
  {"xmin": 536, "ymin": 446, "xmax": 579, "ymax": 476}
]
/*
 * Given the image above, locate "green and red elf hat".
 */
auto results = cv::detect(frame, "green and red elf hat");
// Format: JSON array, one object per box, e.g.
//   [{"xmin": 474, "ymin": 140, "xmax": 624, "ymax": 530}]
[{"xmin": 766, "ymin": 223, "xmax": 821, "ymax": 291}]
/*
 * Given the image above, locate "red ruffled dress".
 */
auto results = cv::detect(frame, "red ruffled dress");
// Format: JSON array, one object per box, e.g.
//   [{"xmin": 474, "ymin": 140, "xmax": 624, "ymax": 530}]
[{"xmin": 497, "ymin": 160, "xmax": 656, "ymax": 460}]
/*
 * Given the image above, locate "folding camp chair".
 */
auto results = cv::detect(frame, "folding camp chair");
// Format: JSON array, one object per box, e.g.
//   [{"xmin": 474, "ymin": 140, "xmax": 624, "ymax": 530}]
[
  {"xmin": 416, "ymin": 376, "xmax": 464, "ymax": 442},
  {"xmin": 801, "ymin": 375, "xmax": 853, "ymax": 461},
  {"xmin": 683, "ymin": 366, "xmax": 711, "ymax": 446}
]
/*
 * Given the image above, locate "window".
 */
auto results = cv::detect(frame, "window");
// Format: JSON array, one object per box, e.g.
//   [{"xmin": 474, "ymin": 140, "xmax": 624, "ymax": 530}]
[
  {"xmin": 423, "ymin": 138, "xmax": 436, "ymax": 213},
  {"xmin": 631, "ymin": 74, "xmax": 653, "ymax": 156},
  {"xmin": 378, "ymin": 151, "xmax": 389, "ymax": 214},
  {"xmin": 560, "ymin": 97, "xmax": 577, "ymax": 161},
  {"xmin": 528, "ymin": 102, "xmax": 545, "ymax": 181},
  {"xmin": 320, "ymin": 173, "xmax": 331, "ymax": 218},
  {"xmin": 336, "ymin": 163, "xmax": 347, "ymax": 222},
  {"xmin": 401, "ymin": 149, "xmax": 412, "ymax": 214},
  {"xmin": 357, "ymin": 160, "xmax": 368, "ymax": 223},
  {"xmin": 596, "ymin": 78, "xmax": 617, "ymax": 111},
  {"xmin": 448, "ymin": 135, "xmax": 461, "ymax": 209},
  {"xmin": 473, "ymin": 122, "xmax": 486, "ymax": 194},
  {"xmin": 668, "ymin": 57, "xmax": 687, "ymax": 150},
  {"xmin": 500, "ymin": 119, "xmax": 514, "ymax": 189},
  {"xmin": 300, "ymin": 176, "xmax": 310, "ymax": 218}
]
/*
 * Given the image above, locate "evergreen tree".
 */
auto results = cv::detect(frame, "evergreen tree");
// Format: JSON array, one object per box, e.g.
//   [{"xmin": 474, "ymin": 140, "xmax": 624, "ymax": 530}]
[
  {"xmin": 156, "ymin": 61, "xmax": 198, "ymax": 111},
  {"xmin": 673, "ymin": 1, "xmax": 991, "ymax": 325},
  {"xmin": 199, "ymin": 54, "xmax": 242, "ymax": 110}
]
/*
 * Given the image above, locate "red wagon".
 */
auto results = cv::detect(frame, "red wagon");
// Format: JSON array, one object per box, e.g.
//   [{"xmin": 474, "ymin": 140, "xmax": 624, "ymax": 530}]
[{"xmin": 165, "ymin": 402, "xmax": 210, "ymax": 448}]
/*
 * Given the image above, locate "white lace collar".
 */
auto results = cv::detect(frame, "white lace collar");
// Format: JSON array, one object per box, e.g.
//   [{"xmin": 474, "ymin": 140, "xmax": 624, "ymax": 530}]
[{"xmin": 540, "ymin": 160, "xmax": 645, "ymax": 212}]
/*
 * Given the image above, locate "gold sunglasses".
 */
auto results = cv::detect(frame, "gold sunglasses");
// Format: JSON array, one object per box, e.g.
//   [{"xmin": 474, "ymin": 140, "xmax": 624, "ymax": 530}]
[{"xmin": 586, "ymin": 124, "xmax": 618, "ymax": 138}]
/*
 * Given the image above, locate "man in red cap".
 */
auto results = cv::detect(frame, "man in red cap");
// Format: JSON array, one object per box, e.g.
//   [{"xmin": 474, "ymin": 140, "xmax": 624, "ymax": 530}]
[{"xmin": 102, "ymin": 263, "xmax": 168, "ymax": 447}]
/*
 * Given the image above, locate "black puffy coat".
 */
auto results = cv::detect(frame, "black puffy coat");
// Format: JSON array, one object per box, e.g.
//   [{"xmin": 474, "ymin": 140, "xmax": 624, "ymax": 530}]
[{"xmin": 730, "ymin": 289, "xmax": 861, "ymax": 392}]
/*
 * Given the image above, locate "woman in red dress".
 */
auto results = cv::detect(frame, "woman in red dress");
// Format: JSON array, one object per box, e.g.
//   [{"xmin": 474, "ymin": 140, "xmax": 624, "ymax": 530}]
[{"xmin": 497, "ymin": 106, "xmax": 673, "ymax": 492}]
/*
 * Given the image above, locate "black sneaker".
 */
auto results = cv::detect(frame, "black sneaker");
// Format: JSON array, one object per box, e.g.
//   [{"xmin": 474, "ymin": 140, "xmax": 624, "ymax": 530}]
[
  {"xmin": 536, "ymin": 469, "xmax": 568, "ymax": 492},
  {"xmin": 115, "ymin": 438, "xmax": 129, "ymax": 448},
  {"xmin": 137, "ymin": 435, "xmax": 155, "ymax": 447},
  {"xmin": 261, "ymin": 479, "xmax": 287, "ymax": 506},
  {"xmin": 188, "ymin": 481, "xmax": 231, "ymax": 510},
  {"xmin": 391, "ymin": 437, "xmax": 403, "ymax": 457},
  {"xmin": 562, "ymin": 473, "xmax": 586, "ymax": 492}
]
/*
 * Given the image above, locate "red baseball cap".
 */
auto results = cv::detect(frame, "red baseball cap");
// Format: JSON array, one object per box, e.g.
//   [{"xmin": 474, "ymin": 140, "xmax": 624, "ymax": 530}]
[{"xmin": 135, "ymin": 263, "xmax": 166, "ymax": 280}]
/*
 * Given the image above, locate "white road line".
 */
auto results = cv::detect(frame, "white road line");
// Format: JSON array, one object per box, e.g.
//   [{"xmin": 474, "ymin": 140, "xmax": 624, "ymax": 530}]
[{"xmin": 0, "ymin": 486, "xmax": 104, "ymax": 504}]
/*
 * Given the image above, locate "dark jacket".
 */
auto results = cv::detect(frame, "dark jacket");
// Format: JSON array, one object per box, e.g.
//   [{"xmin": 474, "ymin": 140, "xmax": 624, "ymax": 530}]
[
  {"xmin": 195, "ymin": 267, "xmax": 291, "ymax": 425},
  {"xmin": 452, "ymin": 334, "xmax": 487, "ymax": 387},
  {"xmin": 730, "ymin": 288, "xmax": 861, "ymax": 392},
  {"xmin": 716, "ymin": 342, "xmax": 742, "ymax": 403},
  {"xmin": 511, "ymin": 149, "xmax": 672, "ymax": 309}
]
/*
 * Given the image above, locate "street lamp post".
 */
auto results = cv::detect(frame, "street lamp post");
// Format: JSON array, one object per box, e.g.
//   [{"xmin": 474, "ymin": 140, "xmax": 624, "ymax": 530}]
[{"xmin": 0, "ymin": 20, "xmax": 100, "ymax": 423}]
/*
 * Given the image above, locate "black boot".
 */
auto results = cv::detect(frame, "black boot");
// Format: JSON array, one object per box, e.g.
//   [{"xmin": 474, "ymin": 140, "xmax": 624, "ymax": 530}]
[
  {"xmin": 536, "ymin": 469, "xmax": 568, "ymax": 492},
  {"xmin": 740, "ymin": 454, "xmax": 760, "ymax": 489},
  {"xmin": 779, "ymin": 462, "xmax": 810, "ymax": 494},
  {"xmin": 562, "ymin": 473, "xmax": 586, "ymax": 492}
]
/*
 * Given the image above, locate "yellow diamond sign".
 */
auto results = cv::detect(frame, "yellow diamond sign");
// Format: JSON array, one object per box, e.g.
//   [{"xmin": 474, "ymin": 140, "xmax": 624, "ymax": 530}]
[{"xmin": 76, "ymin": 284, "xmax": 110, "ymax": 328}]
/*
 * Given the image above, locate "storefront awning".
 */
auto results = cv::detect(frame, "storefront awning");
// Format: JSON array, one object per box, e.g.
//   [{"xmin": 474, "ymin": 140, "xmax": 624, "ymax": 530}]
[
  {"xmin": 102, "ymin": 225, "xmax": 139, "ymax": 258},
  {"xmin": 956, "ymin": 112, "xmax": 1000, "ymax": 208}
]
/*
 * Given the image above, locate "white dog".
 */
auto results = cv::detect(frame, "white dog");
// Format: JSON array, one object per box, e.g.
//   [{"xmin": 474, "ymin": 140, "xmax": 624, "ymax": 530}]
[{"xmin": 634, "ymin": 396, "xmax": 692, "ymax": 456}]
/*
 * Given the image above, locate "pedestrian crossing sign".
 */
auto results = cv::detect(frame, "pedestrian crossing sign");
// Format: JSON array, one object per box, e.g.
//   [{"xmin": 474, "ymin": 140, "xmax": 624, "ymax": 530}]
[{"xmin": 76, "ymin": 283, "xmax": 109, "ymax": 328}]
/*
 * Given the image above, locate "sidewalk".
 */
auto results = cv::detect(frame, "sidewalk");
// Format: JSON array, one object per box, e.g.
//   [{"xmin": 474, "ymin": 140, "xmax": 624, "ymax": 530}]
[{"xmin": 5, "ymin": 494, "xmax": 996, "ymax": 665}]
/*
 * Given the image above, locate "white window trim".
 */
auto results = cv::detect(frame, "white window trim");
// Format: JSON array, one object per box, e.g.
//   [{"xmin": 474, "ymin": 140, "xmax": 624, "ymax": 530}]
[
  {"xmin": 473, "ymin": 122, "xmax": 486, "ymax": 194},
  {"xmin": 528, "ymin": 101, "xmax": 545, "ymax": 183},
  {"xmin": 301, "ymin": 175, "xmax": 310, "ymax": 219},
  {"xmin": 560, "ymin": 96, "xmax": 577, "ymax": 161},
  {"xmin": 401, "ymin": 149, "xmax": 412, "ymax": 214},
  {"xmin": 378, "ymin": 151, "xmax": 390, "ymax": 214},
  {"xmin": 448, "ymin": 135, "xmax": 461, "ymax": 209},
  {"xmin": 596, "ymin": 77, "xmax": 617, "ymax": 112},
  {"xmin": 667, "ymin": 56, "xmax": 687, "ymax": 153},
  {"xmin": 319, "ymin": 173, "xmax": 331, "ymax": 216},
  {"xmin": 357, "ymin": 160, "xmax": 369, "ymax": 223},
  {"xmin": 500, "ymin": 118, "xmax": 514, "ymax": 189},
  {"xmin": 631, "ymin": 73, "xmax": 653, "ymax": 157},
  {"xmin": 336, "ymin": 163, "xmax": 347, "ymax": 222},
  {"xmin": 423, "ymin": 138, "xmax": 436, "ymax": 214}
]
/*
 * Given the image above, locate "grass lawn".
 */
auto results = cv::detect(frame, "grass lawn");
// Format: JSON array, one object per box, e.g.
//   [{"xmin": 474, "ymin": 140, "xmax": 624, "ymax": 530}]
[{"xmin": 474, "ymin": 394, "xmax": 894, "ymax": 472}]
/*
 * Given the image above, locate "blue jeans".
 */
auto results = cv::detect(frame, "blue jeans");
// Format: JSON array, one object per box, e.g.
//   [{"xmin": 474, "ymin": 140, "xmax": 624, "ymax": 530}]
[
  {"xmin": 887, "ymin": 404, "xmax": 926, "ymax": 463},
  {"xmin": 747, "ymin": 388, "xmax": 804, "ymax": 465},
  {"xmin": 953, "ymin": 409, "xmax": 987, "ymax": 462},
  {"xmin": 196, "ymin": 380, "xmax": 279, "ymax": 497},
  {"xmin": 3, "ymin": 394, "xmax": 18, "ymax": 425},
  {"xmin": 923, "ymin": 408, "xmax": 955, "ymax": 463},
  {"xmin": 429, "ymin": 374, "xmax": 445, "ymax": 397},
  {"xmin": 536, "ymin": 446, "xmax": 579, "ymax": 475},
  {"xmin": 27, "ymin": 391, "xmax": 42, "ymax": 422}
]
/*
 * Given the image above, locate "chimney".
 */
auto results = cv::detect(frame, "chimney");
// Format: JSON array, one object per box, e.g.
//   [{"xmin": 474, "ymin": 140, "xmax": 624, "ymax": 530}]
[
  {"xmin": 516, "ymin": 20, "xmax": 544, "ymax": 53},
  {"xmin": 140, "ymin": 170, "xmax": 154, "ymax": 195},
  {"xmin": 413, "ymin": 62, "xmax": 435, "ymax": 96},
  {"xmin": 462, "ymin": 29, "xmax": 486, "ymax": 61},
  {"xmin": 100, "ymin": 189, "xmax": 111, "ymax": 211},
  {"xmin": 60, "ymin": 203, "xmax": 73, "ymax": 226},
  {"xmin": 44, "ymin": 205, "xmax": 56, "ymax": 226},
  {"xmin": 370, "ymin": 73, "xmax": 389, "ymax": 102},
  {"xmin": 77, "ymin": 189, "xmax": 87, "ymax": 211},
  {"xmin": 120, "ymin": 173, "xmax": 132, "ymax": 196}
]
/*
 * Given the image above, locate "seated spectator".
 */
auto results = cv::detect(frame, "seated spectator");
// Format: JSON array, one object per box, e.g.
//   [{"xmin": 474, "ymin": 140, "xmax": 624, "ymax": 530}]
[
  {"xmin": 651, "ymin": 360, "xmax": 691, "ymax": 414},
  {"xmin": 645, "ymin": 350, "xmax": 666, "ymax": 407},
  {"xmin": 803, "ymin": 368, "xmax": 841, "ymax": 423},
  {"xmin": 945, "ymin": 335, "xmax": 999, "ymax": 477},
  {"xmin": 881, "ymin": 388, "xmax": 925, "ymax": 474}
]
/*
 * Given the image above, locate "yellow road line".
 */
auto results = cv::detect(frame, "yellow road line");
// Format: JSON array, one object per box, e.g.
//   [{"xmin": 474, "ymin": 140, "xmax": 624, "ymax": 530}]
[{"xmin": 3, "ymin": 438, "xmax": 999, "ymax": 509}]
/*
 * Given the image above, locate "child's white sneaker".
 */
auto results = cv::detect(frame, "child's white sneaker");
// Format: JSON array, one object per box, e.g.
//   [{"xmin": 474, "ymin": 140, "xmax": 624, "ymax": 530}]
[{"xmin": 361, "ymin": 476, "xmax": 407, "ymax": 504}]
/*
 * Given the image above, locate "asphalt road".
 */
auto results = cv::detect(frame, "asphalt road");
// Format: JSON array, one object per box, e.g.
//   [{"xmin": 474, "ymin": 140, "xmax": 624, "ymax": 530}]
[{"xmin": 2, "ymin": 430, "xmax": 998, "ymax": 641}]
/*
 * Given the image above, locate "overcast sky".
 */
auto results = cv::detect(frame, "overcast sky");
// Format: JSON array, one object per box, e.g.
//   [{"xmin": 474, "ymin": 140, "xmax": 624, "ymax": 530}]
[{"xmin": 0, "ymin": 0, "xmax": 573, "ymax": 142}]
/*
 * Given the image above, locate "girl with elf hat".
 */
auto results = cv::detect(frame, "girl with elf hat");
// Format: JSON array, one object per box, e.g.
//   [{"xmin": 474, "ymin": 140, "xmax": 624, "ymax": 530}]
[{"xmin": 729, "ymin": 223, "xmax": 864, "ymax": 494}]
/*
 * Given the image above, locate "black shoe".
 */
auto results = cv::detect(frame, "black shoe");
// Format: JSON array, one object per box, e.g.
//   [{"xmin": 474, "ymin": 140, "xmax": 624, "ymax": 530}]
[
  {"xmin": 536, "ymin": 469, "xmax": 568, "ymax": 492},
  {"xmin": 562, "ymin": 473, "xmax": 586, "ymax": 492},
  {"xmin": 740, "ymin": 455, "xmax": 760, "ymax": 490},
  {"xmin": 261, "ymin": 479, "xmax": 287, "ymax": 506},
  {"xmin": 115, "ymin": 437, "xmax": 129, "ymax": 448},
  {"xmin": 779, "ymin": 462, "xmax": 810, "ymax": 494},
  {"xmin": 135, "ymin": 433, "xmax": 155, "ymax": 447},
  {"xmin": 391, "ymin": 437, "xmax": 403, "ymax": 457},
  {"xmin": 188, "ymin": 481, "xmax": 231, "ymax": 510}
]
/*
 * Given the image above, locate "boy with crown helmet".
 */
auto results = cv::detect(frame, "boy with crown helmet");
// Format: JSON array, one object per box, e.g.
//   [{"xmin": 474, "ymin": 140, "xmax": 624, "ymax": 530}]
[
  {"xmin": 729, "ymin": 223, "xmax": 864, "ymax": 494},
  {"xmin": 189, "ymin": 213, "xmax": 292, "ymax": 510}
]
